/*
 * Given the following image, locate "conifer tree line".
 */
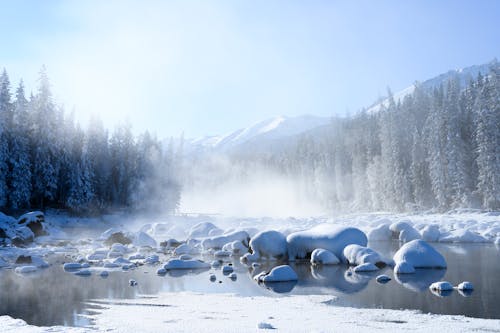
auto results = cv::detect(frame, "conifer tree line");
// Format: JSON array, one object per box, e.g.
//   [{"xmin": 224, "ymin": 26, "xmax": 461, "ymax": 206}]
[
  {"xmin": 256, "ymin": 62, "xmax": 499, "ymax": 212},
  {"xmin": 0, "ymin": 67, "xmax": 181, "ymax": 214}
]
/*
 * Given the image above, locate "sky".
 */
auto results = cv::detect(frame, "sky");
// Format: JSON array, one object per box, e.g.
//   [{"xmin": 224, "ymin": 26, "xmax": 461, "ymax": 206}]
[{"xmin": 0, "ymin": 0, "xmax": 499, "ymax": 138}]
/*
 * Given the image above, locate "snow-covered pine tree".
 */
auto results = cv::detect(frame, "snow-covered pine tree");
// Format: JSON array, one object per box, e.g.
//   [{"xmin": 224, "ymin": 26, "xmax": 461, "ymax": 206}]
[
  {"xmin": 0, "ymin": 70, "xmax": 12, "ymax": 208},
  {"xmin": 474, "ymin": 64, "xmax": 500, "ymax": 209},
  {"xmin": 8, "ymin": 81, "xmax": 32, "ymax": 209},
  {"xmin": 31, "ymin": 66, "xmax": 60, "ymax": 208}
]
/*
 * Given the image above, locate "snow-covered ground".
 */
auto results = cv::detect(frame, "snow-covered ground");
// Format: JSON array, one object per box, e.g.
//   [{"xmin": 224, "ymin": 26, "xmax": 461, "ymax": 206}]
[
  {"xmin": 0, "ymin": 209, "xmax": 499, "ymax": 332},
  {"xmin": 2, "ymin": 292, "xmax": 500, "ymax": 333}
]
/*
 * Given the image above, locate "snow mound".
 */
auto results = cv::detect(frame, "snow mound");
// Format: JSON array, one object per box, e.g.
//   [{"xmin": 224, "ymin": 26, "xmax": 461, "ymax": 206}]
[
  {"xmin": 134, "ymin": 231, "xmax": 157, "ymax": 248},
  {"xmin": 394, "ymin": 261, "xmax": 415, "ymax": 274},
  {"xmin": 429, "ymin": 281, "xmax": 453, "ymax": 291},
  {"xmin": 247, "ymin": 230, "xmax": 287, "ymax": 261},
  {"xmin": 310, "ymin": 248, "xmax": 340, "ymax": 265},
  {"xmin": 15, "ymin": 265, "xmax": 37, "ymax": 274},
  {"xmin": 420, "ymin": 225, "xmax": 441, "ymax": 242},
  {"xmin": 390, "ymin": 221, "xmax": 421, "ymax": 243},
  {"xmin": 174, "ymin": 243, "xmax": 198, "ymax": 255},
  {"xmin": 376, "ymin": 275, "xmax": 391, "ymax": 283},
  {"xmin": 367, "ymin": 224, "xmax": 392, "ymax": 241},
  {"xmin": 353, "ymin": 263, "xmax": 378, "ymax": 272},
  {"xmin": 163, "ymin": 259, "xmax": 210, "ymax": 270},
  {"xmin": 256, "ymin": 265, "xmax": 298, "ymax": 282},
  {"xmin": 222, "ymin": 240, "xmax": 248, "ymax": 255},
  {"xmin": 286, "ymin": 224, "xmax": 367, "ymax": 261},
  {"xmin": 201, "ymin": 230, "xmax": 249, "ymax": 250},
  {"xmin": 343, "ymin": 244, "xmax": 383, "ymax": 266},
  {"xmin": 393, "ymin": 240, "xmax": 447, "ymax": 269},
  {"xmin": 457, "ymin": 281, "xmax": 474, "ymax": 290},
  {"xmin": 188, "ymin": 222, "xmax": 221, "ymax": 239},
  {"xmin": 439, "ymin": 229, "xmax": 488, "ymax": 243}
]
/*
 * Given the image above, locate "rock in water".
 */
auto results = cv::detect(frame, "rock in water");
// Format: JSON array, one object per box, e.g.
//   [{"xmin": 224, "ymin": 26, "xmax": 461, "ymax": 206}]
[{"xmin": 393, "ymin": 240, "xmax": 446, "ymax": 269}]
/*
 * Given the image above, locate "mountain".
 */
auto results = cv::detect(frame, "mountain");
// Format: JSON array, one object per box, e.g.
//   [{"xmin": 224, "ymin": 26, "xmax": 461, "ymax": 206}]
[
  {"xmin": 366, "ymin": 61, "xmax": 495, "ymax": 114},
  {"xmin": 184, "ymin": 60, "xmax": 495, "ymax": 156},
  {"xmin": 185, "ymin": 115, "xmax": 332, "ymax": 155}
]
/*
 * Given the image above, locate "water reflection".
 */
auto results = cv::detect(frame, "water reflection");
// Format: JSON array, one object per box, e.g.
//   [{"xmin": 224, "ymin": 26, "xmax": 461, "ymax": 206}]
[{"xmin": 394, "ymin": 268, "xmax": 446, "ymax": 292}]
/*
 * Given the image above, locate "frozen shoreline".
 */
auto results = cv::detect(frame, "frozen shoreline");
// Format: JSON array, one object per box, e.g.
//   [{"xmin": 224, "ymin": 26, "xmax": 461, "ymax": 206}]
[{"xmin": 2, "ymin": 292, "xmax": 500, "ymax": 332}]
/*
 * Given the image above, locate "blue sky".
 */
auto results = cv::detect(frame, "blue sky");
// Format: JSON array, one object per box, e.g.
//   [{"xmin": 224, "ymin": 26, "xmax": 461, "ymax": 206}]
[{"xmin": 1, "ymin": 0, "xmax": 499, "ymax": 138}]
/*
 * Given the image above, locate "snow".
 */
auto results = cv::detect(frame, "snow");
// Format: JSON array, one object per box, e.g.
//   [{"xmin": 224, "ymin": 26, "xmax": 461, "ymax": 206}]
[
  {"xmin": 376, "ymin": 275, "xmax": 391, "ymax": 283},
  {"xmin": 394, "ymin": 261, "xmax": 416, "ymax": 274},
  {"xmin": 201, "ymin": 230, "xmax": 249, "ymax": 250},
  {"xmin": 438, "ymin": 229, "xmax": 489, "ymax": 243},
  {"xmin": 342, "ymin": 244, "xmax": 383, "ymax": 266},
  {"xmin": 246, "ymin": 230, "xmax": 287, "ymax": 261},
  {"xmin": 287, "ymin": 224, "xmax": 367, "ymax": 261},
  {"xmin": 429, "ymin": 281, "xmax": 454, "ymax": 291},
  {"xmin": 352, "ymin": 263, "xmax": 379, "ymax": 272},
  {"xmin": 256, "ymin": 265, "xmax": 298, "ymax": 282},
  {"xmin": 457, "ymin": 281, "xmax": 474, "ymax": 290},
  {"xmin": 72, "ymin": 292, "xmax": 500, "ymax": 333},
  {"xmin": 310, "ymin": 248, "xmax": 340, "ymax": 265},
  {"xmin": 367, "ymin": 223, "xmax": 391, "ymax": 241},
  {"xmin": 420, "ymin": 225, "xmax": 441, "ymax": 242},
  {"xmin": 188, "ymin": 222, "xmax": 221, "ymax": 239},
  {"xmin": 163, "ymin": 259, "xmax": 211, "ymax": 270},
  {"xmin": 393, "ymin": 240, "xmax": 447, "ymax": 269},
  {"xmin": 14, "ymin": 265, "xmax": 37, "ymax": 274},
  {"xmin": 133, "ymin": 231, "xmax": 157, "ymax": 248}
]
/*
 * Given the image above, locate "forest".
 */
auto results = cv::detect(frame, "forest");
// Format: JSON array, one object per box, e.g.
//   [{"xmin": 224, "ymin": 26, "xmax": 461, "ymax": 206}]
[
  {"xmin": 0, "ymin": 67, "xmax": 181, "ymax": 214},
  {"xmin": 250, "ymin": 62, "xmax": 500, "ymax": 212}
]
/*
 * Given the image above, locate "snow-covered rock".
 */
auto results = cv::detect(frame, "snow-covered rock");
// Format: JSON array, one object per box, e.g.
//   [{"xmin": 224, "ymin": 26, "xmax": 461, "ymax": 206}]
[
  {"xmin": 393, "ymin": 240, "xmax": 447, "ymax": 269},
  {"xmin": 247, "ymin": 230, "xmax": 287, "ymax": 261},
  {"xmin": 429, "ymin": 281, "xmax": 454, "ymax": 291},
  {"xmin": 64, "ymin": 263, "xmax": 84, "ymax": 270},
  {"xmin": 367, "ymin": 224, "xmax": 392, "ymax": 241},
  {"xmin": 376, "ymin": 275, "xmax": 391, "ymax": 283},
  {"xmin": 163, "ymin": 259, "xmax": 210, "ymax": 270},
  {"xmin": 188, "ymin": 222, "xmax": 221, "ymax": 239},
  {"xmin": 287, "ymin": 225, "xmax": 367, "ymax": 261},
  {"xmin": 222, "ymin": 240, "xmax": 248, "ymax": 255},
  {"xmin": 214, "ymin": 250, "xmax": 231, "ymax": 257},
  {"xmin": 439, "ymin": 229, "xmax": 488, "ymax": 243},
  {"xmin": 390, "ymin": 221, "xmax": 421, "ymax": 243},
  {"xmin": 343, "ymin": 244, "xmax": 383, "ymax": 266},
  {"xmin": 255, "ymin": 265, "xmax": 298, "ymax": 282},
  {"xmin": 353, "ymin": 263, "xmax": 378, "ymax": 272},
  {"xmin": 87, "ymin": 249, "xmax": 108, "ymax": 261},
  {"xmin": 222, "ymin": 265, "xmax": 234, "ymax": 274},
  {"xmin": 74, "ymin": 269, "xmax": 92, "ymax": 276},
  {"xmin": 457, "ymin": 281, "xmax": 474, "ymax": 291},
  {"xmin": 17, "ymin": 211, "xmax": 47, "ymax": 237},
  {"xmin": 420, "ymin": 225, "xmax": 441, "ymax": 242},
  {"xmin": 134, "ymin": 231, "xmax": 157, "ymax": 248},
  {"xmin": 394, "ymin": 261, "xmax": 415, "ymax": 274},
  {"xmin": 101, "ymin": 229, "xmax": 133, "ymax": 246},
  {"xmin": 15, "ymin": 265, "xmax": 38, "ymax": 274},
  {"xmin": 310, "ymin": 248, "xmax": 340, "ymax": 265},
  {"xmin": 201, "ymin": 230, "xmax": 249, "ymax": 250}
]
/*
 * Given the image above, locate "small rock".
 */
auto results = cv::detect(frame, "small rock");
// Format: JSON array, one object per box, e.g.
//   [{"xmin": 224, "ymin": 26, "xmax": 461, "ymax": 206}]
[
  {"xmin": 129, "ymin": 279, "xmax": 138, "ymax": 286},
  {"xmin": 209, "ymin": 274, "xmax": 217, "ymax": 282},
  {"xmin": 376, "ymin": 275, "xmax": 392, "ymax": 284}
]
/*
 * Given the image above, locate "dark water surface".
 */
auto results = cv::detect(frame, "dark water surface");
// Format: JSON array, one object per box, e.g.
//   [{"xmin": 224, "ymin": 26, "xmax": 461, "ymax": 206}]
[{"xmin": 0, "ymin": 242, "xmax": 499, "ymax": 327}]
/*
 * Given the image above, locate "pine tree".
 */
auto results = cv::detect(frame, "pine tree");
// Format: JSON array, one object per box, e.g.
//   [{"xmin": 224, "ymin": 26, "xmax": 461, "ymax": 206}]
[
  {"xmin": 474, "ymin": 65, "xmax": 500, "ymax": 209},
  {"xmin": 0, "ymin": 69, "xmax": 12, "ymax": 208},
  {"xmin": 8, "ymin": 81, "xmax": 32, "ymax": 209}
]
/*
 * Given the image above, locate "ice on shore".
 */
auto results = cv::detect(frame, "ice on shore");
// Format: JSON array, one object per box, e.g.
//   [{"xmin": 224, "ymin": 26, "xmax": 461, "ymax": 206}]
[
  {"xmin": 310, "ymin": 248, "xmax": 340, "ymax": 265},
  {"xmin": 287, "ymin": 225, "xmax": 367, "ymax": 261}
]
